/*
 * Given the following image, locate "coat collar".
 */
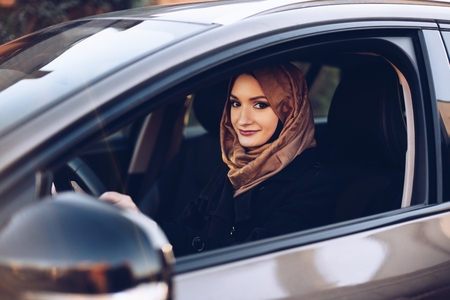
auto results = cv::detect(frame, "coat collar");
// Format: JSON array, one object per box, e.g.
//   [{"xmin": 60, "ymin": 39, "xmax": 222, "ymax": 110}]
[
  {"xmin": 234, "ymin": 147, "xmax": 318, "ymax": 222},
  {"xmin": 267, "ymin": 147, "xmax": 318, "ymax": 182},
  {"xmin": 199, "ymin": 147, "xmax": 319, "ymax": 224}
]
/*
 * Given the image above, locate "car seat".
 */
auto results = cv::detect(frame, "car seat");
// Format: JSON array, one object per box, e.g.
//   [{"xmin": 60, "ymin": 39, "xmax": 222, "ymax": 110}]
[
  {"xmin": 327, "ymin": 58, "xmax": 407, "ymax": 222},
  {"xmin": 138, "ymin": 80, "xmax": 228, "ymax": 221}
]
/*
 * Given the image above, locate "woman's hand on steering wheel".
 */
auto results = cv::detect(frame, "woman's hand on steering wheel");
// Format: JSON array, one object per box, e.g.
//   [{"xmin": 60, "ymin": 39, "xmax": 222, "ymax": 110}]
[{"xmin": 99, "ymin": 191, "xmax": 141, "ymax": 213}]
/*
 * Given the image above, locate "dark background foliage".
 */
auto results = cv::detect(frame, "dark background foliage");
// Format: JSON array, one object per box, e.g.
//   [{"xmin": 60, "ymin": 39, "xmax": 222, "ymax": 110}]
[{"xmin": 0, "ymin": 0, "xmax": 155, "ymax": 45}]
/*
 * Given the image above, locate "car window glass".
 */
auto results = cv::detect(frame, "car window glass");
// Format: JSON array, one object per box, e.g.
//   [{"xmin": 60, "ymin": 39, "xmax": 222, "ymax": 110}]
[
  {"xmin": 162, "ymin": 53, "xmax": 410, "ymax": 227},
  {"xmin": 143, "ymin": 51, "xmax": 411, "ymax": 224},
  {"xmin": 0, "ymin": 20, "xmax": 207, "ymax": 136}
]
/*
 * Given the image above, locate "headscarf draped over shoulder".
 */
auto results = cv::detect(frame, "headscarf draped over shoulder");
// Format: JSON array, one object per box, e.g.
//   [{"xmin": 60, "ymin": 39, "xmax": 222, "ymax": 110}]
[{"xmin": 220, "ymin": 63, "xmax": 316, "ymax": 197}]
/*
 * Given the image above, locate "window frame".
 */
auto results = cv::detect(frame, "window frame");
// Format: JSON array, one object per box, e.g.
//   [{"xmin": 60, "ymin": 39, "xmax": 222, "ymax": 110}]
[{"xmin": 162, "ymin": 28, "xmax": 432, "ymax": 273}]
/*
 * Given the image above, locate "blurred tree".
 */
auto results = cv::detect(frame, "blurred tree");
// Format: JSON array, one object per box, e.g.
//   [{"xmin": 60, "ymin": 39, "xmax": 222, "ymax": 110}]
[
  {"xmin": 309, "ymin": 66, "xmax": 340, "ymax": 117},
  {"xmin": 0, "ymin": 0, "xmax": 154, "ymax": 44}
]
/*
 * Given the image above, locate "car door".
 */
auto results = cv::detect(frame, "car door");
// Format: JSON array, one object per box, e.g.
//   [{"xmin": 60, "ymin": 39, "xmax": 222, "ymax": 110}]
[
  {"xmin": 168, "ymin": 17, "xmax": 450, "ymax": 300},
  {"xmin": 24, "ymin": 9, "xmax": 449, "ymax": 300}
]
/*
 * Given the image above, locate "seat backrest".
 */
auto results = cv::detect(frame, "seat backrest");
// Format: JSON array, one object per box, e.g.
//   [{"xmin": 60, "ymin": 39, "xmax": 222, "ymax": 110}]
[
  {"xmin": 139, "ymin": 80, "xmax": 228, "ymax": 221},
  {"xmin": 327, "ymin": 59, "xmax": 407, "ymax": 222}
]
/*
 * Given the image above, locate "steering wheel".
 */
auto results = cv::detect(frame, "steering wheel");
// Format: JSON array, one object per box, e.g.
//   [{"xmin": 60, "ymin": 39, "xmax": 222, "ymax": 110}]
[{"xmin": 53, "ymin": 157, "xmax": 107, "ymax": 197}]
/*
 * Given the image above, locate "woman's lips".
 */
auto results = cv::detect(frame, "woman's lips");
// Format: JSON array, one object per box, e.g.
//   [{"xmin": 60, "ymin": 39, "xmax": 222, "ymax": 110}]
[{"xmin": 239, "ymin": 129, "xmax": 258, "ymax": 136}]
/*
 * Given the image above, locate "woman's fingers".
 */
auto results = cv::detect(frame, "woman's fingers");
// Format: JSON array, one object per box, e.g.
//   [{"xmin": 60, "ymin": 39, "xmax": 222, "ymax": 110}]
[
  {"xmin": 99, "ymin": 191, "xmax": 140, "ymax": 213},
  {"xmin": 51, "ymin": 183, "xmax": 57, "ymax": 196},
  {"xmin": 71, "ymin": 181, "xmax": 85, "ymax": 193},
  {"xmin": 52, "ymin": 183, "xmax": 139, "ymax": 213}
]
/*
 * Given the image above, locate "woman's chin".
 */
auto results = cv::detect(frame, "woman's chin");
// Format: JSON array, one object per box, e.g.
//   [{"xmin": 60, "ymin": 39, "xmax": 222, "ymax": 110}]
[
  {"xmin": 239, "ymin": 141, "xmax": 263, "ymax": 151},
  {"xmin": 239, "ymin": 139, "xmax": 255, "ymax": 148}
]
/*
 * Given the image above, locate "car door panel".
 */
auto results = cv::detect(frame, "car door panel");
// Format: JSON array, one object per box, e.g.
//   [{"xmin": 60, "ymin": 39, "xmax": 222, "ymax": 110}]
[{"xmin": 174, "ymin": 209, "xmax": 450, "ymax": 300}]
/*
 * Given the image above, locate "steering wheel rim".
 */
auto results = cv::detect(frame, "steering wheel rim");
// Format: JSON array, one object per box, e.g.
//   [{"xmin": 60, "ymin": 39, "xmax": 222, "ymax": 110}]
[{"xmin": 54, "ymin": 157, "xmax": 107, "ymax": 197}]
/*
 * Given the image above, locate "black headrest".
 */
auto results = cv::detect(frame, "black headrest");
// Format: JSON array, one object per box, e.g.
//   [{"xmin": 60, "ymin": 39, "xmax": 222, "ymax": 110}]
[
  {"xmin": 328, "ymin": 60, "xmax": 407, "ymax": 170},
  {"xmin": 193, "ymin": 80, "xmax": 229, "ymax": 135}
]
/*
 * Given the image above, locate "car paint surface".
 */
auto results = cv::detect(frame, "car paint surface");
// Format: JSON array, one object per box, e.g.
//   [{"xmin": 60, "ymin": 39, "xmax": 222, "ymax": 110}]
[
  {"xmin": 175, "ymin": 204, "xmax": 450, "ymax": 299},
  {"xmin": 1, "ymin": 0, "xmax": 450, "ymax": 299}
]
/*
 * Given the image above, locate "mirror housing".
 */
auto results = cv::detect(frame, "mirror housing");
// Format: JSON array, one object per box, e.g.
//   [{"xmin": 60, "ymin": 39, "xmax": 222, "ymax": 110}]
[{"xmin": 0, "ymin": 193, "xmax": 174, "ymax": 299}]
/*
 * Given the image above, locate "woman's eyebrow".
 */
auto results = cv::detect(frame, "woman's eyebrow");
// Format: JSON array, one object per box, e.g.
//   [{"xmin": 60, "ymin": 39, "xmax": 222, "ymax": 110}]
[
  {"xmin": 229, "ymin": 94, "xmax": 267, "ymax": 101},
  {"xmin": 249, "ymin": 95, "xmax": 268, "ymax": 101}
]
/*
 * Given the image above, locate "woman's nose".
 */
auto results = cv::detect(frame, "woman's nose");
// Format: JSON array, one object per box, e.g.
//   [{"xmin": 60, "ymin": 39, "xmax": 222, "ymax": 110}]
[{"xmin": 238, "ymin": 106, "xmax": 253, "ymax": 125}]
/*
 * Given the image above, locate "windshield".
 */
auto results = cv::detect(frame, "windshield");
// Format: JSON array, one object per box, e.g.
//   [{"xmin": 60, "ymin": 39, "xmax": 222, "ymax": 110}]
[{"xmin": 0, "ymin": 19, "xmax": 207, "ymax": 135}]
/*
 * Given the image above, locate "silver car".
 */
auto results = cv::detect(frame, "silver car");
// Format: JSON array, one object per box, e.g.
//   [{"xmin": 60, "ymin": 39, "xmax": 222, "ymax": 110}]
[{"xmin": 1, "ymin": 0, "xmax": 450, "ymax": 299}]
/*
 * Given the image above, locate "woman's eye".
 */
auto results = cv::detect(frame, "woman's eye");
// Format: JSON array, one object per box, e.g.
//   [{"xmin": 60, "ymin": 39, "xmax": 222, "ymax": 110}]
[
  {"xmin": 230, "ymin": 100, "xmax": 240, "ymax": 107},
  {"xmin": 254, "ymin": 102, "xmax": 269, "ymax": 109}
]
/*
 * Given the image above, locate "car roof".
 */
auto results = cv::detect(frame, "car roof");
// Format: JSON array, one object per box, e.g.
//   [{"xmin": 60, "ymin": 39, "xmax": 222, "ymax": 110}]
[{"xmin": 87, "ymin": 0, "xmax": 450, "ymax": 25}]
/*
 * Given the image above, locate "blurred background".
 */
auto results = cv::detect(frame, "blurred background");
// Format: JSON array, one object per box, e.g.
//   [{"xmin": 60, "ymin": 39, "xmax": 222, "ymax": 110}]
[{"xmin": 0, "ymin": 0, "xmax": 209, "ymax": 45}]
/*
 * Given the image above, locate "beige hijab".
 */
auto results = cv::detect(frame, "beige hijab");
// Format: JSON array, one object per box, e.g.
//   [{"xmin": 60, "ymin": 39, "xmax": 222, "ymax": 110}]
[{"xmin": 220, "ymin": 63, "xmax": 316, "ymax": 197}]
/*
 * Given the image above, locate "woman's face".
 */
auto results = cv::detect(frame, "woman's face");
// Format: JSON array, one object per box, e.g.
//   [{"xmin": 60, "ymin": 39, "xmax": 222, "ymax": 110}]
[{"xmin": 230, "ymin": 74, "xmax": 279, "ymax": 150}]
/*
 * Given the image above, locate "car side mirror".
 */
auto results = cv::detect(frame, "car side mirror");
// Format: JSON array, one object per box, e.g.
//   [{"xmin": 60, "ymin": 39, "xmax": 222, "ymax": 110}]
[{"xmin": 0, "ymin": 193, "xmax": 174, "ymax": 299}]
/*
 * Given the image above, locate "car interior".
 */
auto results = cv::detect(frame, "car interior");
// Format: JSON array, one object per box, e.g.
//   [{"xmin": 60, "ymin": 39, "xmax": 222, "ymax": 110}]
[{"xmin": 51, "ymin": 37, "xmax": 419, "ymax": 256}]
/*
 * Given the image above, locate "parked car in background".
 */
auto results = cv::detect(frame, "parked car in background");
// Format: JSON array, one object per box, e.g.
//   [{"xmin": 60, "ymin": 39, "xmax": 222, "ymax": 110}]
[{"xmin": 1, "ymin": 0, "xmax": 450, "ymax": 299}]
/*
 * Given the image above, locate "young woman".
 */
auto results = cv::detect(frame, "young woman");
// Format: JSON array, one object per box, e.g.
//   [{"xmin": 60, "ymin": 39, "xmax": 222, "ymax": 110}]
[{"xmin": 100, "ymin": 63, "xmax": 338, "ymax": 256}]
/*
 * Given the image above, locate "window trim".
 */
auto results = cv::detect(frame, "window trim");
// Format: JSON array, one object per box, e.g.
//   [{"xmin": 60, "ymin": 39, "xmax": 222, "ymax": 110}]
[
  {"xmin": 172, "ymin": 36, "xmax": 426, "ymax": 272},
  {"xmin": 389, "ymin": 63, "xmax": 415, "ymax": 208}
]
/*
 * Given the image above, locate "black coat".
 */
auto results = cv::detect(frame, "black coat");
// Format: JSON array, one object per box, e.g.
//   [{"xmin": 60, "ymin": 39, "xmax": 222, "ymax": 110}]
[{"xmin": 159, "ymin": 148, "xmax": 338, "ymax": 256}]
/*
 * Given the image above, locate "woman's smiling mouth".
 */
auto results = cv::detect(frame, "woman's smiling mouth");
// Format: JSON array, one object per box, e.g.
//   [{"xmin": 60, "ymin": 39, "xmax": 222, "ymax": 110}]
[{"xmin": 239, "ymin": 129, "xmax": 259, "ymax": 136}]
